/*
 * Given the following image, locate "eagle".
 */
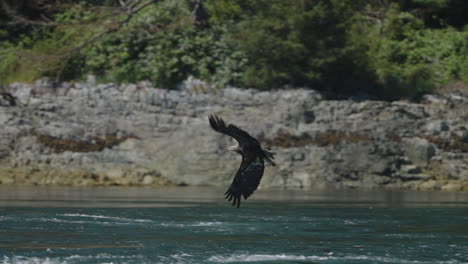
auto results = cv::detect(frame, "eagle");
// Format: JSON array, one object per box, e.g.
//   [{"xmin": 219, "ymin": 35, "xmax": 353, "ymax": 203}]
[{"xmin": 209, "ymin": 115, "xmax": 276, "ymax": 208}]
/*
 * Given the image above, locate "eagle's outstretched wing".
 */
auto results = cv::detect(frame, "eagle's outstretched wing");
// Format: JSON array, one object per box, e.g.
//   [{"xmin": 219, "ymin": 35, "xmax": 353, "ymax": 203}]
[
  {"xmin": 209, "ymin": 115, "xmax": 260, "ymax": 149},
  {"xmin": 224, "ymin": 160, "xmax": 265, "ymax": 208},
  {"xmin": 209, "ymin": 115, "xmax": 275, "ymax": 207}
]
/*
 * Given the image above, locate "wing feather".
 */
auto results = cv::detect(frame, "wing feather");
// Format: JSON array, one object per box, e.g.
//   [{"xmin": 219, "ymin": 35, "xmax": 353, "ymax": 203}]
[
  {"xmin": 224, "ymin": 161, "xmax": 265, "ymax": 208},
  {"xmin": 209, "ymin": 115, "xmax": 259, "ymax": 148}
]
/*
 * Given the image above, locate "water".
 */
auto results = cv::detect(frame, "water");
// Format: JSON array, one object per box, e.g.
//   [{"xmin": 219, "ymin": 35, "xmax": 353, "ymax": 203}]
[{"xmin": 1, "ymin": 186, "xmax": 467, "ymax": 264}]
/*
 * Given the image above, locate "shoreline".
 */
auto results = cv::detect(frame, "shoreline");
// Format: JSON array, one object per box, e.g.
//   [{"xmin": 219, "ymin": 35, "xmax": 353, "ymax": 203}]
[{"xmin": 1, "ymin": 185, "xmax": 468, "ymax": 208}]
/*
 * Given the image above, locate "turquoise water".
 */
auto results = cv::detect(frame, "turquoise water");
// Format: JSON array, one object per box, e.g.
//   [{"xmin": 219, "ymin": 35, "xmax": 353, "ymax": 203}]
[{"xmin": 0, "ymin": 186, "xmax": 467, "ymax": 264}]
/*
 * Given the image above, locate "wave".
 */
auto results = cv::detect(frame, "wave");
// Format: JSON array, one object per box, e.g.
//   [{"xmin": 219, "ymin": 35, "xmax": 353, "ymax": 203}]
[
  {"xmin": 170, "ymin": 253, "xmax": 193, "ymax": 262},
  {"xmin": 26, "ymin": 217, "xmax": 103, "ymax": 225},
  {"xmin": 2, "ymin": 253, "xmax": 465, "ymax": 264},
  {"xmin": 1, "ymin": 254, "xmax": 147, "ymax": 264},
  {"xmin": 192, "ymin": 221, "xmax": 223, "ymax": 227},
  {"xmin": 1, "ymin": 256, "xmax": 61, "ymax": 264},
  {"xmin": 58, "ymin": 213, "xmax": 153, "ymax": 223},
  {"xmin": 21, "ymin": 213, "xmax": 153, "ymax": 226},
  {"xmin": 161, "ymin": 221, "xmax": 224, "ymax": 227},
  {"xmin": 208, "ymin": 254, "xmax": 328, "ymax": 263},
  {"xmin": 24, "ymin": 216, "xmax": 150, "ymax": 226},
  {"xmin": 207, "ymin": 254, "xmax": 466, "ymax": 263}
]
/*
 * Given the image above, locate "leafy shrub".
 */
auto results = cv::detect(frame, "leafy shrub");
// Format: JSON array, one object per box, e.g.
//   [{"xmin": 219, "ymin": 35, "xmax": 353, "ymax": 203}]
[
  {"xmin": 227, "ymin": 0, "xmax": 358, "ymax": 89},
  {"xmin": 0, "ymin": 0, "xmax": 467, "ymax": 97},
  {"xmin": 82, "ymin": 0, "xmax": 247, "ymax": 88},
  {"xmin": 0, "ymin": 2, "xmax": 103, "ymax": 82},
  {"xmin": 349, "ymin": 2, "xmax": 468, "ymax": 98}
]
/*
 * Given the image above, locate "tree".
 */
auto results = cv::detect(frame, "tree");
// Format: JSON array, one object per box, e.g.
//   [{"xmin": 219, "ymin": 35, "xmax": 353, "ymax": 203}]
[
  {"xmin": 228, "ymin": 0, "xmax": 363, "ymax": 90},
  {"xmin": 0, "ymin": 0, "xmax": 160, "ymax": 82}
]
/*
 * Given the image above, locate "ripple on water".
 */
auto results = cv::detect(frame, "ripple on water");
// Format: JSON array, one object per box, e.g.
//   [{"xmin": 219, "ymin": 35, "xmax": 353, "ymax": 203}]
[
  {"xmin": 208, "ymin": 254, "xmax": 328, "ymax": 262},
  {"xmin": 207, "ymin": 254, "xmax": 466, "ymax": 263},
  {"xmin": 160, "ymin": 221, "xmax": 224, "ymax": 227},
  {"xmin": 1, "ymin": 253, "xmax": 466, "ymax": 264},
  {"xmin": 58, "ymin": 213, "xmax": 153, "ymax": 223},
  {"xmin": 0, "ymin": 254, "xmax": 147, "ymax": 264},
  {"xmin": 20, "ymin": 214, "xmax": 154, "ymax": 226}
]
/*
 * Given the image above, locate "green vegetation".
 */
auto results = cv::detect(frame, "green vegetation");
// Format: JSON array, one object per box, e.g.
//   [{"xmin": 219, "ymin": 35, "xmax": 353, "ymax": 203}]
[
  {"xmin": 1, "ymin": 0, "xmax": 467, "ymax": 98},
  {"xmin": 348, "ymin": 1, "xmax": 468, "ymax": 97}
]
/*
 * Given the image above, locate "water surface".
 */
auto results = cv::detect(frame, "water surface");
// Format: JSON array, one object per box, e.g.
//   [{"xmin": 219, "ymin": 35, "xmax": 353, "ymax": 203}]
[{"xmin": 1, "ymin": 186, "xmax": 467, "ymax": 264}]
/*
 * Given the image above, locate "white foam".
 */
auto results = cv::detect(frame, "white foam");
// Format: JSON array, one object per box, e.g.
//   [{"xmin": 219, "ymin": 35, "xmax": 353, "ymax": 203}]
[
  {"xmin": 192, "ymin": 221, "xmax": 223, "ymax": 227},
  {"xmin": 1, "ymin": 254, "xmax": 146, "ymax": 264},
  {"xmin": 161, "ymin": 221, "xmax": 223, "ymax": 227},
  {"xmin": 340, "ymin": 255, "xmax": 463, "ymax": 263},
  {"xmin": 3, "ymin": 254, "xmax": 464, "ymax": 264},
  {"xmin": 58, "ymin": 213, "xmax": 152, "ymax": 223},
  {"xmin": 170, "ymin": 252, "xmax": 193, "ymax": 262},
  {"xmin": 1, "ymin": 256, "xmax": 65, "ymax": 264},
  {"xmin": 26, "ymin": 217, "xmax": 96, "ymax": 225},
  {"xmin": 208, "ymin": 254, "xmax": 329, "ymax": 262},
  {"xmin": 207, "ymin": 254, "xmax": 466, "ymax": 263}
]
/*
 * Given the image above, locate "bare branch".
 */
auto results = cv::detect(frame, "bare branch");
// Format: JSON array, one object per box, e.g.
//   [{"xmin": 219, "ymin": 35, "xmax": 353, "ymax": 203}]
[
  {"xmin": 58, "ymin": 0, "xmax": 158, "ymax": 80},
  {"xmin": 69, "ymin": 0, "xmax": 158, "ymax": 53},
  {"xmin": 127, "ymin": 0, "xmax": 146, "ymax": 12},
  {"xmin": 188, "ymin": 0, "xmax": 208, "ymax": 29}
]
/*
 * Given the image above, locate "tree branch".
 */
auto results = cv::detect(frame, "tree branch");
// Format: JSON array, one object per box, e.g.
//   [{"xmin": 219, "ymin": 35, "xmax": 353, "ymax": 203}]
[
  {"xmin": 56, "ymin": 0, "xmax": 160, "ymax": 80},
  {"xmin": 0, "ymin": 0, "xmax": 160, "ymax": 81},
  {"xmin": 68, "ymin": 0, "xmax": 159, "ymax": 54}
]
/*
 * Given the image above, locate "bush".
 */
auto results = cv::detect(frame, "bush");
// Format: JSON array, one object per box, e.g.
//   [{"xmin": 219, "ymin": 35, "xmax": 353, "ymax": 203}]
[
  {"xmin": 349, "ymin": 2, "xmax": 468, "ymax": 98},
  {"xmin": 0, "ymin": 0, "xmax": 466, "ymax": 97},
  {"xmin": 227, "ymin": 0, "xmax": 358, "ymax": 89},
  {"xmin": 81, "ymin": 0, "xmax": 247, "ymax": 88},
  {"xmin": 0, "ymin": 2, "xmax": 104, "ymax": 82}
]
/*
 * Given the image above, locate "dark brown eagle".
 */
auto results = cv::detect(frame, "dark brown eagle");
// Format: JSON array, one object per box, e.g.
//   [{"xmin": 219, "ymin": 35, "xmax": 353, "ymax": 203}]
[{"xmin": 209, "ymin": 115, "xmax": 276, "ymax": 208}]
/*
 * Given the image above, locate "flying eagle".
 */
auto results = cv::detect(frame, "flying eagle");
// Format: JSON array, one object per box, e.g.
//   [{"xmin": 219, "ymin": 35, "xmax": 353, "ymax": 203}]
[{"xmin": 209, "ymin": 115, "xmax": 276, "ymax": 208}]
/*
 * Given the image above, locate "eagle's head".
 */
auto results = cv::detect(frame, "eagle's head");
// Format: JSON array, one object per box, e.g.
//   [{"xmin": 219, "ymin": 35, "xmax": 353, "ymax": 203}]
[{"xmin": 227, "ymin": 144, "xmax": 242, "ymax": 155}]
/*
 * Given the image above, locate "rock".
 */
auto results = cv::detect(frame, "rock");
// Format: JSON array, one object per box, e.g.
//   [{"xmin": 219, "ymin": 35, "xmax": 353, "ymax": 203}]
[
  {"xmin": 0, "ymin": 80, "xmax": 467, "ymax": 191},
  {"xmin": 425, "ymin": 120, "xmax": 449, "ymax": 135},
  {"xmin": 142, "ymin": 175, "xmax": 154, "ymax": 185},
  {"xmin": 401, "ymin": 165, "xmax": 422, "ymax": 174},
  {"xmin": 0, "ymin": 175, "xmax": 14, "ymax": 184},
  {"xmin": 86, "ymin": 75, "xmax": 96, "ymax": 86},
  {"xmin": 441, "ymin": 182, "xmax": 463, "ymax": 192},
  {"xmin": 9, "ymin": 83, "xmax": 32, "ymax": 104},
  {"xmin": 418, "ymin": 180, "xmax": 442, "ymax": 191},
  {"xmin": 179, "ymin": 76, "xmax": 212, "ymax": 93},
  {"xmin": 105, "ymin": 169, "xmax": 124, "ymax": 180},
  {"xmin": 402, "ymin": 137, "xmax": 436, "ymax": 166}
]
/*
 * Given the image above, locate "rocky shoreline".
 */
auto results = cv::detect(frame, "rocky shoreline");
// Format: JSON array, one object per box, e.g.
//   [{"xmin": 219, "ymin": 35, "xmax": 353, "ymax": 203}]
[{"xmin": 1, "ymin": 79, "xmax": 467, "ymax": 191}]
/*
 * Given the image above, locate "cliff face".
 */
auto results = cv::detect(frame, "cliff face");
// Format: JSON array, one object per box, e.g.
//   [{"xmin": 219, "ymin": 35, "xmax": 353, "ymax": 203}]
[{"xmin": 1, "ymin": 80, "xmax": 467, "ymax": 191}]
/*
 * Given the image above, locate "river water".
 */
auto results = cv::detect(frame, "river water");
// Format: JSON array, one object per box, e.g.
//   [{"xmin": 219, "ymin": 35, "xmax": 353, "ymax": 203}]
[{"xmin": 0, "ymin": 186, "xmax": 467, "ymax": 264}]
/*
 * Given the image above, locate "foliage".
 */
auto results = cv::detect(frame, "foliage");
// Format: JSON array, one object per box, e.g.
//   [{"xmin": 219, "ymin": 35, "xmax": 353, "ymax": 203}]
[
  {"xmin": 0, "ymin": 2, "xmax": 106, "ymax": 82},
  {"xmin": 349, "ymin": 2, "xmax": 468, "ymax": 98},
  {"xmin": 81, "ymin": 1, "xmax": 247, "ymax": 88},
  {"xmin": 0, "ymin": 0, "xmax": 467, "ymax": 98},
  {"xmin": 231, "ymin": 0, "xmax": 350, "ymax": 89}
]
